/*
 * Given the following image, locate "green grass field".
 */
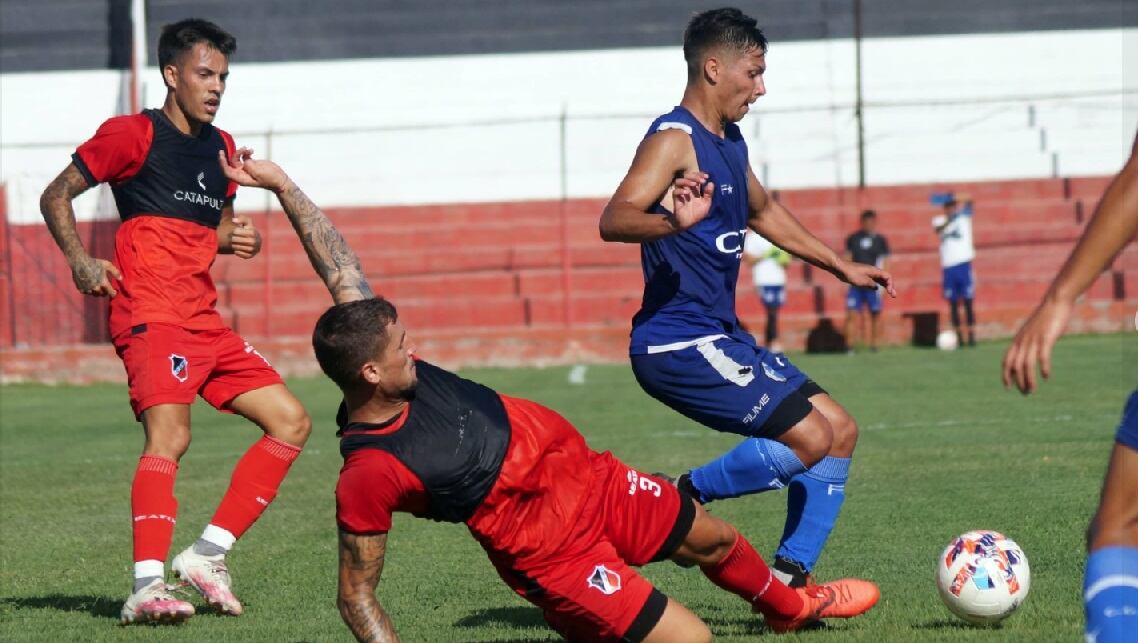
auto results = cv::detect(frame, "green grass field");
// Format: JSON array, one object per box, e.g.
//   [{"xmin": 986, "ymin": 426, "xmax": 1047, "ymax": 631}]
[{"xmin": 1, "ymin": 334, "xmax": 1132, "ymax": 642}]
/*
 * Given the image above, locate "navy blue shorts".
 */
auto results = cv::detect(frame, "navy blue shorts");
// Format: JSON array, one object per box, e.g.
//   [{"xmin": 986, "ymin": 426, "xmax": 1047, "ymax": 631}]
[
  {"xmin": 631, "ymin": 336, "xmax": 824, "ymax": 439},
  {"xmin": 942, "ymin": 262, "xmax": 975, "ymax": 302},
  {"xmin": 846, "ymin": 286, "xmax": 882, "ymax": 313},
  {"xmin": 758, "ymin": 285, "xmax": 786, "ymax": 309},
  {"xmin": 1117, "ymin": 390, "xmax": 1138, "ymax": 451}
]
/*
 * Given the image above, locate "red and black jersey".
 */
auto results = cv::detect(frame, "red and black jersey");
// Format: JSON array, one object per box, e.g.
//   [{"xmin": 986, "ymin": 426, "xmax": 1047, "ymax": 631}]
[
  {"xmin": 72, "ymin": 110, "xmax": 238, "ymax": 335},
  {"xmin": 336, "ymin": 360, "xmax": 598, "ymax": 566}
]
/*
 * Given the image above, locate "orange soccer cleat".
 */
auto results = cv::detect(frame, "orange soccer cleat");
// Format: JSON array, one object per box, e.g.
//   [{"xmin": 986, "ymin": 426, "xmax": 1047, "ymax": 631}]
[{"xmin": 765, "ymin": 578, "xmax": 880, "ymax": 633}]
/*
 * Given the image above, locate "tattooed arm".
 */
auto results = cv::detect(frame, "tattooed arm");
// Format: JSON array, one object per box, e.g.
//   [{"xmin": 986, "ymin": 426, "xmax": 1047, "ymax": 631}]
[
  {"xmin": 40, "ymin": 163, "xmax": 122, "ymax": 296},
  {"xmin": 216, "ymin": 148, "xmax": 373, "ymax": 304},
  {"xmin": 338, "ymin": 530, "xmax": 399, "ymax": 643}
]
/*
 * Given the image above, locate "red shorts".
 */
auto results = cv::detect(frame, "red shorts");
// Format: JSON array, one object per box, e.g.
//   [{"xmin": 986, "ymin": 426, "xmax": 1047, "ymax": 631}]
[
  {"xmin": 490, "ymin": 451, "xmax": 696, "ymax": 643},
  {"xmin": 112, "ymin": 323, "xmax": 283, "ymax": 418}
]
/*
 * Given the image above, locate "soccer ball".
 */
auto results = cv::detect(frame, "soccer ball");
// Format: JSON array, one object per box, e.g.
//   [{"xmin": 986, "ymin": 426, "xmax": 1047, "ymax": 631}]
[
  {"xmin": 936, "ymin": 530, "xmax": 1031, "ymax": 624},
  {"xmin": 936, "ymin": 330, "xmax": 959, "ymax": 351}
]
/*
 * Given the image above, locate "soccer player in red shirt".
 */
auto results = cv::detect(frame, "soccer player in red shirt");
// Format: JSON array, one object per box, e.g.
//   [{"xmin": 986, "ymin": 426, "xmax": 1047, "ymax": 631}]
[
  {"xmin": 39, "ymin": 19, "xmax": 310, "ymax": 624},
  {"xmin": 217, "ymin": 151, "xmax": 879, "ymax": 641}
]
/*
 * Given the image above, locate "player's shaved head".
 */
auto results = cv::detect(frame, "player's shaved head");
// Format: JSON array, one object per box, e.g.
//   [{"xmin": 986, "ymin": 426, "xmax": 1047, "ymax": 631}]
[
  {"xmin": 683, "ymin": 7, "xmax": 768, "ymax": 81},
  {"xmin": 157, "ymin": 18, "xmax": 236, "ymax": 70},
  {"xmin": 313, "ymin": 297, "xmax": 400, "ymax": 391}
]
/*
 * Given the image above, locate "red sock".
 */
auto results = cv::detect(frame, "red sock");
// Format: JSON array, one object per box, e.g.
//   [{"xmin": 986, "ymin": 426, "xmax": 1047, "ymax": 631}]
[
  {"xmin": 131, "ymin": 455, "xmax": 179, "ymax": 566},
  {"xmin": 208, "ymin": 436, "xmax": 301, "ymax": 541},
  {"xmin": 700, "ymin": 530, "xmax": 804, "ymax": 619}
]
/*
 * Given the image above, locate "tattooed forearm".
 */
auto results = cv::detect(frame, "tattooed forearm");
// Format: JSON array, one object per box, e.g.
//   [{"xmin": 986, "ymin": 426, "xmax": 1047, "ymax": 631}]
[
  {"xmin": 277, "ymin": 182, "xmax": 375, "ymax": 304},
  {"xmin": 338, "ymin": 531, "xmax": 398, "ymax": 643},
  {"xmin": 40, "ymin": 164, "xmax": 93, "ymax": 265}
]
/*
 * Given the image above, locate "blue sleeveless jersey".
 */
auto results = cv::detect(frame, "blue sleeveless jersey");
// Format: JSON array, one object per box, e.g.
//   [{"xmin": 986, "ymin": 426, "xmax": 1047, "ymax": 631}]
[{"xmin": 629, "ymin": 106, "xmax": 752, "ymax": 355}]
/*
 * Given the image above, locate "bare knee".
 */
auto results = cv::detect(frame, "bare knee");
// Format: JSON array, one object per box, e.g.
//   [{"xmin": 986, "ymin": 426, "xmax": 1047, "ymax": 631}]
[
  {"xmin": 781, "ymin": 412, "xmax": 833, "ymax": 466},
  {"xmin": 267, "ymin": 404, "xmax": 312, "ymax": 447},
  {"xmin": 828, "ymin": 410, "xmax": 859, "ymax": 456},
  {"xmin": 141, "ymin": 411, "xmax": 192, "ymax": 460},
  {"xmin": 1087, "ymin": 509, "xmax": 1138, "ymax": 552}
]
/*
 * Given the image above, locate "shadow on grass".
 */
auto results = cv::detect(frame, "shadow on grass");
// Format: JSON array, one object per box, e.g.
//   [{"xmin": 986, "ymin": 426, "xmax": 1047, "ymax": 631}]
[
  {"xmin": 0, "ymin": 594, "xmax": 120, "ymax": 619},
  {"xmin": 914, "ymin": 618, "xmax": 1003, "ymax": 631},
  {"xmin": 454, "ymin": 605, "xmax": 546, "ymax": 630}
]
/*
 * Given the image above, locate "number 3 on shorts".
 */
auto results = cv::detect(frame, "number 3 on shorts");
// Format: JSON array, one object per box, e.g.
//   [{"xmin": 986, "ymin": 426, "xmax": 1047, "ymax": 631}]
[{"xmin": 625, "ymin": 470, "xmax": 662, "ymax": 497}]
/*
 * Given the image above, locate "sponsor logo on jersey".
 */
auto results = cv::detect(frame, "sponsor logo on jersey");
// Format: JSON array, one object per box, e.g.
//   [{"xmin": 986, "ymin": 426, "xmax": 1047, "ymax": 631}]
[
  {"xmin": 169, "ymin": 354, "xmax": 188, "ymax": 382},
  {"xmin": 173, "ymin": 190, "xmax": 224, "ymax": 211},
  {"xmin": 587, "ymin": 565, "xmax": 622, "ymax": 595},
  {"xmin": 196, "ymin": 171, "xmax": 206, "ymax": 190},
  {"xmin": 714, "ymin": 229, "xmax": 748, "ymax": 256},
  {"xmin": 719, "ymin": 183, "xmax": 734, "ymax": 195}
]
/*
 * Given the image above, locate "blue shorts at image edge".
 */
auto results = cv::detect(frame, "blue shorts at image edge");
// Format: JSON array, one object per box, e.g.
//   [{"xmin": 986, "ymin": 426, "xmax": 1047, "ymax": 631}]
[
  {"xmin": 942, "ymin": 261, "xmax": 975, "ymax": 302},
  {"xmin": 846, "ymin": 286, "xmax": 882, "ymax": 313},
  {"xmin": 630, "ymin": 335, "xmax": 808, "ymax": 438},
  {"xmin": 1116, "ymin": 389, "xmax": 1138, "ymax": 451}
]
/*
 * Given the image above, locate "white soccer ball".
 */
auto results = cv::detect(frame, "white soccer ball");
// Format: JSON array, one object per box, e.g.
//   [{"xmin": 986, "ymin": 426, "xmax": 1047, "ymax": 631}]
[
  {"xmin": 936, "ymin": 330, "xmax": 959, "ymax": 351},
  {"xmin": 936, "ymin": 530, "xmax": 1031, "ymax": 625}
]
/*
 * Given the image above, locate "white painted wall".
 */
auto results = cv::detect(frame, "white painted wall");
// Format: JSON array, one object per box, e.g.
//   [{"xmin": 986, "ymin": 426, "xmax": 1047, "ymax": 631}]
[{"xmin": 3, "ymin": 28, "xmax": 1134, "ymax": 223}]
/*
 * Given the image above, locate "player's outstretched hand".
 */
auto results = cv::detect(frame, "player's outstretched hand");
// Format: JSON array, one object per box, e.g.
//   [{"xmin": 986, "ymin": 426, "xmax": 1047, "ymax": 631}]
[
  {"xmin": 1002, "ymin": 299, "xmax": 1071, "ymax": 395},
  {"xmin": 836, "ymin": 260, "xmax": 896, "ymax": 297},
  {"xmin": 218, "ymin": 148, "xmax": 291, "ymax": 193},
  {"xmin": 70, "ymin": 255, "xmax": 121, "ymax": 298},
  {"xmin": 669, "ymin": 170, "xmax": 714, "ymax": 231},
  {"xmin": 228, "ymin": 215, "xmax": 262, "ymax": 259}
]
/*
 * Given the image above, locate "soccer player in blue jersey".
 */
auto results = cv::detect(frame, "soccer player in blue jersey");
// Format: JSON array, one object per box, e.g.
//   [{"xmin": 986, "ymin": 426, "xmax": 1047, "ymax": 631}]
[
  {"xmin": 1003, "ymin": 131, "xmax": 1138, "ymax": 643},
  {"xmin": 599, "ymin": 7, "xmax": 893, "ymax": 593}
]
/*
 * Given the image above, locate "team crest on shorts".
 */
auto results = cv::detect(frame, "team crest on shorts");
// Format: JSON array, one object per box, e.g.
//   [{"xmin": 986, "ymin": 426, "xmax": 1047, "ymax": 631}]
[
  {"xmin": 169, "ymin": 354, "xmax": 189, "ymax": 383},
  {"xmin": 587, "ymin": 565, "xmax": 622, "ymax": 595},
  {"xmin": 761, "ymin": 361, "xmax": 786, "ymax": 383}
]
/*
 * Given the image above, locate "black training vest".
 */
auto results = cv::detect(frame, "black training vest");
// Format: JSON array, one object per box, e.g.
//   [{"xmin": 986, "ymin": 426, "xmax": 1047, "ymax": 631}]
[
  {"xmin": 112, "ymin": 109, "xmax": 231, "ymax": 228},
  {"xmin": 338, "ymin": 360, "xmax": 512, "ymax": 524}
]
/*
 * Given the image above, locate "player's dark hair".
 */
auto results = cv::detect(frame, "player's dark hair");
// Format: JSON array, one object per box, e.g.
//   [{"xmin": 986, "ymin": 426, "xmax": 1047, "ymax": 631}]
[
  {"xmin": 683, "ymin": 7, "xmax": 767, "ymax": 81},
  {"xmin": 861, "ymin": 209, "xmax": 877, "ymax": 221},
  {"xmin": 312, "ymin": 297, "xmax": 399, "ymax": 391},
  {"xmin": 157, "ymin": 18, "xmax": 236, "ymax": 70}
]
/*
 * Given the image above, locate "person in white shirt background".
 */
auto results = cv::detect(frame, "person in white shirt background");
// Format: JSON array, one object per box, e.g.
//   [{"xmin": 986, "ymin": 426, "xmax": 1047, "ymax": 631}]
[
  {"xmin": 743, "ymin": 232, "xmax": 792, "ymax": 353},
  {"xmin": 932, "ymin": 193, "xmax": 977, "ymax": 347}
]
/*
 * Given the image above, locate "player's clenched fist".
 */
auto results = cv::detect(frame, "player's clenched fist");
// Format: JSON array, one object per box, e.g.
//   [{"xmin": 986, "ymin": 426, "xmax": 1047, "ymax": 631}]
[{"xmin": 227, "ymin": 216, "xmax": 262, "ymax": 259}]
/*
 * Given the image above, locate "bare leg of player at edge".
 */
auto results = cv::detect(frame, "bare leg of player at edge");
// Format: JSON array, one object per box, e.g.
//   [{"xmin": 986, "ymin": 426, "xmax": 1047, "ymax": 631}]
[
  {"xmin": 676, "ymin": 394, "xmax": 862, "ymax": 589},
  {"xmin": 1084, "ymin": 394, "xmax": 1138, "ymax": 642}
]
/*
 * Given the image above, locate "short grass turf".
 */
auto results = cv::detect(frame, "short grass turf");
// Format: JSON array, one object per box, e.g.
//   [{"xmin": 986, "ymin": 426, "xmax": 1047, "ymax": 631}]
[{"xmin": 1, "ymin": 334, "xmax": 1132, "ymax": 642}]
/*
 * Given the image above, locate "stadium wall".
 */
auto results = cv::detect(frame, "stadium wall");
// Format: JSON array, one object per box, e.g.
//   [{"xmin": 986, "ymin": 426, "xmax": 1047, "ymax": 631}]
[{"xmin": 1, "ymin": 17, "xmax": 1136, "ymax": 381}]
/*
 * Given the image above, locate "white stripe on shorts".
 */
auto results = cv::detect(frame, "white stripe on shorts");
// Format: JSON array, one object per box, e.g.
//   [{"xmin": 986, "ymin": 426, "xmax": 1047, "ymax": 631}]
[
  {"xmin": 696, "ymin": 340, "xmax": 755, "ymax": 387},
  {"xmin": 645, "ymin": 334, "xmax": 726, "ymax": 355}
]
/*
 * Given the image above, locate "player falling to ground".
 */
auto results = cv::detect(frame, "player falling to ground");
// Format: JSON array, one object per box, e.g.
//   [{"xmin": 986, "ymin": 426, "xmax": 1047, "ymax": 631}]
[
  {"xmin": 599, "ymin": 7, "xmax": 894, "ymax": 589},
  {"xmin": 931, "ymin": 192, "xmax": 977, "ymax": 347},
  {"xmin": 844, "ymin": 210, "xmax": 890, "ymax": 352},
  {"xmin": 1002, "ymin": 131, "xmax": 1138, "ymax": 643},
  {"xmin": 742, "ymin": 231, "xmax": 791, "ymax": 352},
  {"xmin": 216, "ymin": 151, "xmax": 879, "ymax": 641},
  {"xmin": 39, "ymin": 19, "xmax": 311, "ymax": 624}
]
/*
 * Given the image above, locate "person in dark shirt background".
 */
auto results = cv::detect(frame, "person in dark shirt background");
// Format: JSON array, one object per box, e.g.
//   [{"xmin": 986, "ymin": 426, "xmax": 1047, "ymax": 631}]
[{"xmin": 844, "ymin": 210, "xmax": 890, "ymax": 352}]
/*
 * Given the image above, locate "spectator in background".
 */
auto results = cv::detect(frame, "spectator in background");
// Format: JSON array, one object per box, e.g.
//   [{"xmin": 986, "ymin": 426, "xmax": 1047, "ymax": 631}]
[
  {"xmin": 931, "ymin": 192, "xmax": 976, "ymax": 347},
  {"xmin": 743, "ymin": 232, "xmax": 791, "ymax": 352},
  {"xmin": 844, "ymin": 210, "xmax": 890, "ymax": 352}
]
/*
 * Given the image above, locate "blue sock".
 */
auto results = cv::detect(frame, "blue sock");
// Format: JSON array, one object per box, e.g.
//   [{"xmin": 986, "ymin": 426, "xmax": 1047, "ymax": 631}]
[
  {"xmin": 1085, "ymin": 546, "xmax": 1138, "ymax": 642},
  {"xmin": 775, "ymin": 456, "xmax": 850, "ymax": 572},
  {"xmin": 688, "ymin": 438, "xmax": 806, "ymax": 502}
]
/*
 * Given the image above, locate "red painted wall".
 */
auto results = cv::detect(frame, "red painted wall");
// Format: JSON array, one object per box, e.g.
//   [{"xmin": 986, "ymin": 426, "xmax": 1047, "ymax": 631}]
[{"xmin": 2, "ymin": 175, "xmax": 1134, "ymax": 380}]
